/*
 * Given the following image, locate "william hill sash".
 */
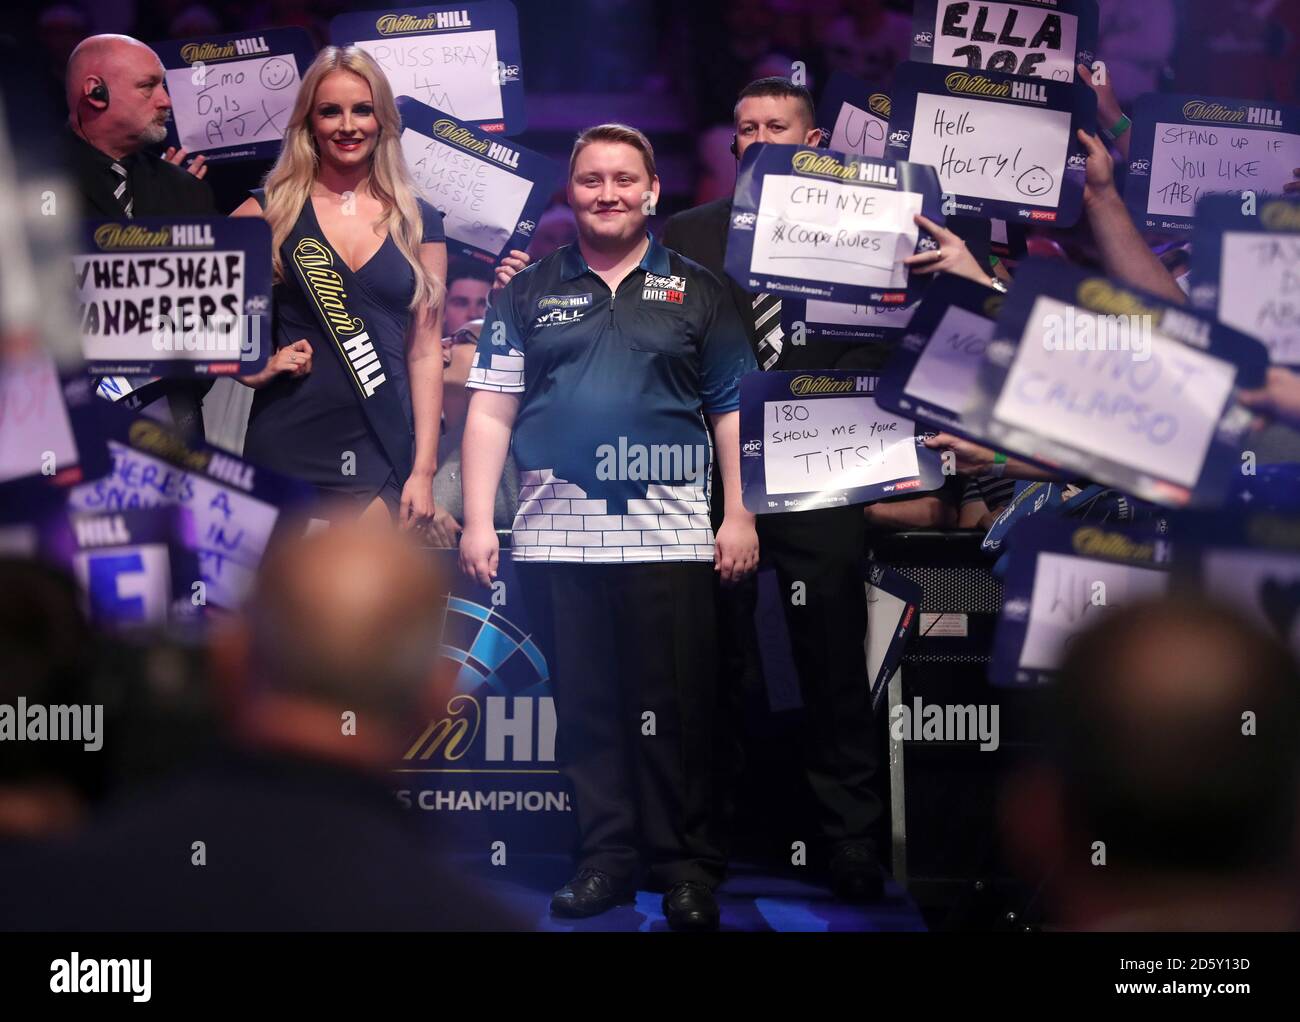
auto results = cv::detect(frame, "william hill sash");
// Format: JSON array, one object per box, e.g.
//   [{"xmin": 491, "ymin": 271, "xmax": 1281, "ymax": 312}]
[{"xmin": 285, "ymin": 220, "xmax": 413, "ymax": 480}]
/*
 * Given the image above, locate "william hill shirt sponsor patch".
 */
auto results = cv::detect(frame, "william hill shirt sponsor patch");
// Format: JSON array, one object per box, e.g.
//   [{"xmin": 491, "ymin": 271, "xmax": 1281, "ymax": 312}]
[
  {"xmin": 533, "ymin": 293, "xmax": 592, "ymax": 327},
  {"xmin": 643, "ymin": 273, "xmax": 687, "ymax": 304},
  {"xmin": 537, "ymin": 293, "xmax": 592, "ymax": 310}
]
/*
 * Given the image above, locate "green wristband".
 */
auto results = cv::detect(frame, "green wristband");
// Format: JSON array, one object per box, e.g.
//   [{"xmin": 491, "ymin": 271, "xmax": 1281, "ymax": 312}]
[
  {"xmin": 993, "ymin": 452, "xmax": 1009, "ymax": 464},
  {"xmin": 1102, "ymin": 113, "xmax": 1131, "ymax": 141}
]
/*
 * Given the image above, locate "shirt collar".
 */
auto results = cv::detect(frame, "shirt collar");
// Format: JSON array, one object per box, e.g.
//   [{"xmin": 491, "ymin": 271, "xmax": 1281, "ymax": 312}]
[{"xmin": 560, "ymin": 231, "xmax": 672, "ymax": 282}]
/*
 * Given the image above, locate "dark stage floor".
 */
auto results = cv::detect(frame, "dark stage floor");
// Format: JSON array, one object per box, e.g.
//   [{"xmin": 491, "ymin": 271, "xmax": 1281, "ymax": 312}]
[{"xmin": 457, "ymin": 854, "xmax": 929, "ymax": 932}]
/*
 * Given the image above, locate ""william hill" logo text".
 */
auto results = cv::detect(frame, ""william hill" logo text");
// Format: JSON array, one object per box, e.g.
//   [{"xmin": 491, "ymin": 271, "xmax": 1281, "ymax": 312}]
[
  {"xmin": 1182, "ymin": 99, "xmax": 1282, "ymax": 126},
  {"xmin": 376, "ymin": 10, "xmax": 471, "ymax": 34},
  {"xmin": 292, "ymin": 239, "xmax": 386, "ymax": 398},
  {"xmin": 791, "ymin": 150, "xmax": 897, "ymax": 185},
  {"xmin": 430, "ymin": 119, "xmax": 519, "ymax": 168},
  {"xmin": 180, "ymin": 36, "xmax": 269, "ymax": 63}
]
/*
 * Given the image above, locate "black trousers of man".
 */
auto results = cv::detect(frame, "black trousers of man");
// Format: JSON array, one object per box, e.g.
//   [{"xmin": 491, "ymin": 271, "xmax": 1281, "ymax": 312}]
[
  {"xmin": 713, "ymin": 503, "xmax": 882, "ymax": 855},
  {"xmin": 516, "ymin": 560, "xmax": 724, "ymax": 889}
]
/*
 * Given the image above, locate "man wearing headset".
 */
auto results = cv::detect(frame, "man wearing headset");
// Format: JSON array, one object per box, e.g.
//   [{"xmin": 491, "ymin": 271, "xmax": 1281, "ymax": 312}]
[{"xmin": 65, "ymin": 34, "xmax": 217, "ymax": 442}]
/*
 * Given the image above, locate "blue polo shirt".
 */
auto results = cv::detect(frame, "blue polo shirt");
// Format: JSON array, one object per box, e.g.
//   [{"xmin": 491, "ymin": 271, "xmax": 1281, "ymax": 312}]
[{"xmin": 466, "ymin": 232, "xmax": 755, "ymax": 563}]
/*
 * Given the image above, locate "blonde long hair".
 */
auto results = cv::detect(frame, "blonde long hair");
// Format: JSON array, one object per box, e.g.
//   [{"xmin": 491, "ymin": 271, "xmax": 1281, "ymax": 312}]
[{"xmin": 261, "ymin": 46, "xmax": 443, "ymax": 317}]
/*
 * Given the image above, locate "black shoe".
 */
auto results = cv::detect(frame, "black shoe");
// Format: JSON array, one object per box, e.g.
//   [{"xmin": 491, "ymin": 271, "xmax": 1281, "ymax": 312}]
[
  {"xmin": 662, "ymin": 881, "xmax": 720, "ymax": 932},
  {"xmin": 828, "ymin": 844, "xmax": 886, "ymax": 903},
  {"xmin": 550, "ymin": 868, "xmax": 633, "ymax": 918}
]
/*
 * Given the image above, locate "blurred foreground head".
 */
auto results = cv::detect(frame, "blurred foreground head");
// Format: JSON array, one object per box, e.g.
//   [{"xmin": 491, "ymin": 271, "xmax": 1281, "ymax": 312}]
[
  {"xmin": 0, "ymin": 559, "xmax": 95, "ymax": 836},
  {"xmin": 1005, "ymin": 596, "xmax": 1300, "ymax": 931},
  {"xmin": 212, "ymin": 522, "xmax": 448, "ymax": 768}
]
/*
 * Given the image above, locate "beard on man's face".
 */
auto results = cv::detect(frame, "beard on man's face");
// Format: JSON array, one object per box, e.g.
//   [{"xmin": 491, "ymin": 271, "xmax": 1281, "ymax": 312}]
[{"xmin": 139, "ymin": 117, "xmax": 169, "ymax": 146}]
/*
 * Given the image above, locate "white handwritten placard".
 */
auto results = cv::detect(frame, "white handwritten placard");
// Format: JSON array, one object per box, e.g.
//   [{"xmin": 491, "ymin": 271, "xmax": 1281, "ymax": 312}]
[
  {"xmin": 911, "ymin": 0, "xmax": 1098, "ymax": 81},
  {"xmin": 1125, "ymin": 93, "xmax": 1300, "ymax": 233},
  {"xmin": 66, "ymin": 410, "xmax": 309, "ymax": 608},
  {"xmin": 1190, "ymin": 196, "xmax": 1300, "ymax": 366},
  {"xmin": 74, "ymin": 218, "xmax": 272, "ymax": 378},
  {"xmin": 886, "ymin": 61, "xmax": 1093, "ymax": 225},
  {"xmin": 1018, "ymin": 551, "xmax": 1168, "ymax": 670},
  {"xmin": 913, "ymin": 92, "xmax": 1071, "ymax": 208},
  {"xmin": 726, "ymin": 145, "xmax": 945, "ymax": 305},
  {"xmin": 904, "ymin": 302, "xmax": 996, "ymax": 417},
  {"xmin": 763, "ymin": 395, "xmax": 920, "ymax": 495},
  {"xmin": 992, "ymin": 293, "xmax": 1236, "ymax": 488},
  {"xmin": 396, "ymin": 97, "xmax": 562, "ymax": 260},
  {"xmin": 1220, "ymin": 232, "xmax": 1300, "ymax": 360},
  {"xmin": 332, "ymin": 1, "xmax": 527, "ymax": 134},
  {"xmin": 751, "ymin": 174, "xmax": 922, "ymax": 289},
  {"xmin": 817, "ymin": 72, "xmax": 891, "ymax": 159},
  {"xmin": 1149, "ymin": 123, "xmax": 1300, "ymax": 219},
  {"xmin": 968, "ymin": 260, "xmax": 1267, "ymax": 508},
  {"xmin": 152, "ymin": 28, "xmax": 315, "ymax": 162},
  {"xmin": 990, "ymin": 516, "xmax": 1172, "ymax": 684},
  {"xmin": 0, "ymin": 352, "xmax": 79, "ymax": 485},
  {"xmin": 739, "ymin": 370, "xmax": 947, "ymax": 512},
  {"xmin": 875, "ymin": 273, "xmax": 1002, "ymax": 432}
]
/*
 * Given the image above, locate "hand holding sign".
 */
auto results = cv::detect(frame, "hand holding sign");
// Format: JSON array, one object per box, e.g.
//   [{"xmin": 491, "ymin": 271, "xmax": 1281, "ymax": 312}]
[
  {"xmin": 902, "ymin": 214, "xmax": 988, "ymax": 283},
  {"xmin": 1237, "ymin": 367, "xmax": 1300, "ymax": 429},
  {"xmin": 494, "ymin": 248, "xmax": 530, "ymax": 290},
  {"xmin": 162, "ymin": 147, "xmax": 209, "ymax": 179}
]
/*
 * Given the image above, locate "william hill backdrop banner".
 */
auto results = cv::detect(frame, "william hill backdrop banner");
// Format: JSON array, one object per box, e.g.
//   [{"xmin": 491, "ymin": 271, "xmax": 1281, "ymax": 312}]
[{"xmin": 394, "ymin": 550, "xmax": 575, "ymax": 850}]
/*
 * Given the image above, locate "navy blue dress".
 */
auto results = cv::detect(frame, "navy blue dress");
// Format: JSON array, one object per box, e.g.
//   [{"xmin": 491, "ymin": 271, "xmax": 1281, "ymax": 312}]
[{"xmin": 243, "ymin": 190, "xmax": 445, "ymax": 509}]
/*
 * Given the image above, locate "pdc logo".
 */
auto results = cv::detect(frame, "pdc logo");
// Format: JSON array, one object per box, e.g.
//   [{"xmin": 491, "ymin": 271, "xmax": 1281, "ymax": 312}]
[
  {"xmin": 914, "ymin": 30, "xmax": 933, "ymax": 45},
  {"xmin": 516, "ymin": 219, "xmax": 536, "ymax": 235},
  {"xmin": 1067, "ymin": 152, "xmax": 1088, "ymax": 170},
  {"xmin": 1129, "ymin": 159, "xmax": 1151, "ymax": 175},
  {"xmin": 732, "ymin": 211, "xmax": 757, "ymax": 230},
  {"xmin": 742, "ymin": 439, "xmax": 762, "ymax": 455},
  {"xmin": 889, "ymin": 129, "xmax": 911, "ymax": 145}
]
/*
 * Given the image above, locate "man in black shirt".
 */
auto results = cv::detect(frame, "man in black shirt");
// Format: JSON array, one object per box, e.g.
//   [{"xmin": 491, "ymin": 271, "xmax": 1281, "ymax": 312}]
[
  {"xmin": 662, "ymin": 77, "xmax": 888, "ymax": 901},
  {"xmin": 64, "ymin": 34, "xmax": 217, "ymax": 442}
]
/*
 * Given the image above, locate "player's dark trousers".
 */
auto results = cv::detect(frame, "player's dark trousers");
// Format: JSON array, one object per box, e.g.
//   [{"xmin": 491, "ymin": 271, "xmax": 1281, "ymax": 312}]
[
  {"xmin": 516, "ymin": 560, "xmax": 723, "ymax": 889},
  {"xmin": 715, "ymin": 504, "xmax": 883, "ymax": 850}
]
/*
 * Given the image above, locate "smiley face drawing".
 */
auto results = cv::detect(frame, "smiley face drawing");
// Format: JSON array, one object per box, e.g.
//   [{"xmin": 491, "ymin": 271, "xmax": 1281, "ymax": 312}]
[
  {"xmin": 259, "ymin": 57, "xmax": 296, "ymax": 91},
  {"xmin": 1016, "ymin": 165, "xmax": 1054, "ymax": 197}
]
